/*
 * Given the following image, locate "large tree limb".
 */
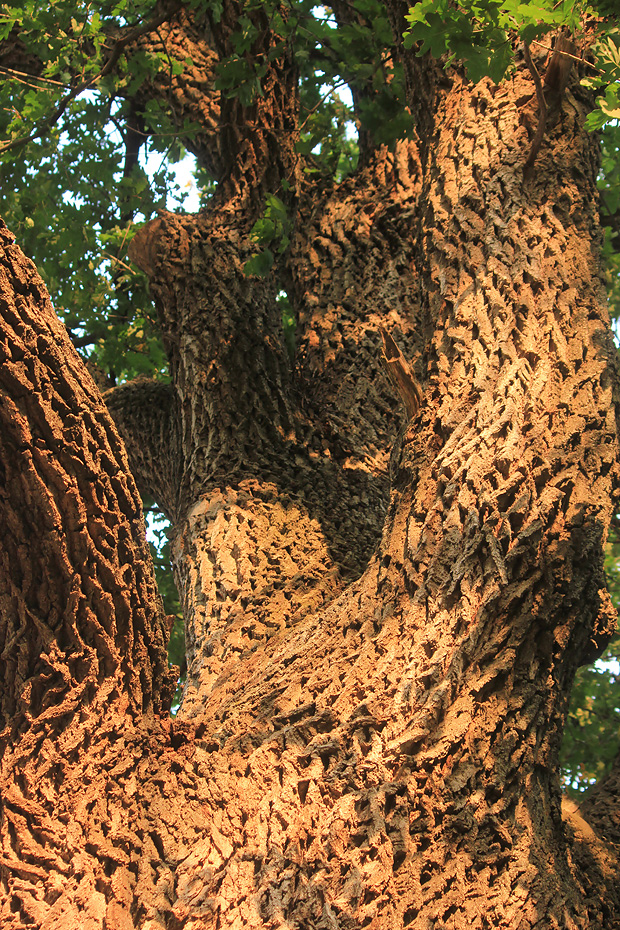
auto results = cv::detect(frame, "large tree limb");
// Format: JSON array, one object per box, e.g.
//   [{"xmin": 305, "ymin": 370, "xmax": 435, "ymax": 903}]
[
  {"xmin": 104, "ymin": 378, "xmax": 183, "ymax": 524},
  {"xmin": 0, "ymin": 220, "xmax": 173, "ymax": 731}
]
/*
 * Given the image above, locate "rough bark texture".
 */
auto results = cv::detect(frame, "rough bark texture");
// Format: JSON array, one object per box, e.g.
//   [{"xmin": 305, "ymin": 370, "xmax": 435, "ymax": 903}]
[
  {"xmin": 0, "ymin": 223, "xmax": 172, "ymax": 731},
  {"xmin": 2, "ymin": 3, "xmax": 620, "ymax": 928},
  {"xmin": 0, "ymin": 220, "xmax": 179, "ymax": 927}
]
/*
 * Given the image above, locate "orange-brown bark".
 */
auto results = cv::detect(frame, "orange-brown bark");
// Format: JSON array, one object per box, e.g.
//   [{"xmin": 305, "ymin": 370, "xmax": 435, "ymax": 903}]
[{"xmin": 0, "ymin": 223, "xmax": 172, "ymax": 732}]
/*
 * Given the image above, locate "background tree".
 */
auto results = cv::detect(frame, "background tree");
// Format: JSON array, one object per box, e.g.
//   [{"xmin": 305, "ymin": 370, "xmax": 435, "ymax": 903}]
[{"xmin": 2, "ymin": 1, "xmax": 620, "ymax": 927}]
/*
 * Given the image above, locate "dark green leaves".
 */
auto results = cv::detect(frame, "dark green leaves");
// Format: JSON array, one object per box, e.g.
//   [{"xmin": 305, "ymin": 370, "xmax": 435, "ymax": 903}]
[
  {"xmin": 244, "ymin": 193, "xmax": 291, "ymax": 277},
  {"xmin": 560, "ymin": 521, "xmax": 620, "ymax": 794},
  {"xmin": 293, "ymin": 0, "xmax": 408, "ymax": 167},
  {"xmin": 403, "ymin": 0, "xmax": 576, "ymax": 84},
  {"xmin": 215, "ymin": 54, "xmax": 268, "ymax": 107},
  {"xmin": 243, "ymin": 249, "xmax": 275, "ymax": 276},
  {"xmin": 214, "ymin": 3, "xmax": 287, "ymax": 106},
  {"xmin": 562, "ymin": 652, "xmax": 620, "ymax": 794}
]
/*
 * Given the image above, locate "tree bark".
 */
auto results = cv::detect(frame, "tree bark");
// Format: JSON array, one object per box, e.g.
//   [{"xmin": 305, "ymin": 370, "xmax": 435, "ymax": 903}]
[
  {"xmin": 116, "ymin": 2, "xmax": 424, "ymax": 715},
  {"xmin": 2, "ymin": 5, "xmax": 620, "ymax": 929}
]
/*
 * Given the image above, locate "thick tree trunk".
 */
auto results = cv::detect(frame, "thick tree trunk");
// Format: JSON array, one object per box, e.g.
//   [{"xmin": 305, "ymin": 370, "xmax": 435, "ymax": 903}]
[
  {"xmin": 3, "ymin": 4, "xmax": 620, "ymax": 928},
  {"xmin": 122, "ymin": 138, "xmax": 422, "ymax": 715},
  {"xmin": 0, "ymin": 220, "xmax": 176, "ymax": 927}
]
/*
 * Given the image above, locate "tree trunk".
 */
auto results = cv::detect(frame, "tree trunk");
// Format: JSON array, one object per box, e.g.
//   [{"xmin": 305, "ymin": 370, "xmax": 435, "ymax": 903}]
[{"xmin": 2, "ymin": 4, "xmax": 620, "ymax": 928}]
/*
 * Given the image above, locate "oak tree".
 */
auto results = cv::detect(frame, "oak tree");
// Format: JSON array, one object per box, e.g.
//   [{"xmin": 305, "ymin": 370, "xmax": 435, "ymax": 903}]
[{"xmin": 2, "ymin": 1, "xmax": 620, "ymax": 927}]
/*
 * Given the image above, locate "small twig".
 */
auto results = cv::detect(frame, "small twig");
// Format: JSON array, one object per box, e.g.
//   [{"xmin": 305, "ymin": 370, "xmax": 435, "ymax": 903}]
[
  {"xmin": 70, "ymin": 328, "xmax": 107, "ymax": 349},
  {"xmin": 0, "ymin": 1, "xmax": 182, "ymax": 156},
  {"xmin": 598, "ymin": 192, "xmax": 620, "ymax": 242},
  {"xmin": 531, "ymin": 39, "xmax": 597, "ymax": 70},
  {"xmin": 0, "ymin": 65, "xmax": 65, "ymax": 87},
  {"xmin": 298, "ymin": 79, "xmax": 351, "ymax": 134},
  {"xmin": 101, "ymin": 250, "xmax": 136, "ymax": 274},
  {"xmin": 522, "ymin": 41, "xmax": 547, "ymax": 180}
]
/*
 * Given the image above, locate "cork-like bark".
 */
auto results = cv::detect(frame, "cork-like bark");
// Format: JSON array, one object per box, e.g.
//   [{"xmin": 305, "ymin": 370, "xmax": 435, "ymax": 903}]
[
  {"xmin": 0, "ymin": 222, "xmax": 172, "ymax": 730},
  {"xmin": 2, "ymin": 3, "xmax": 620, "ymax": 928},
  {"xmin": 124, "ymin": 145, "xmax": 423, "ymax": 713},
  {"xmin": 118, "ymin": 3, "xmax": 425, "ymax": 714},
  {"xmin": 0, "ymin": 220, "xmax": 181, "ymax": 927}
]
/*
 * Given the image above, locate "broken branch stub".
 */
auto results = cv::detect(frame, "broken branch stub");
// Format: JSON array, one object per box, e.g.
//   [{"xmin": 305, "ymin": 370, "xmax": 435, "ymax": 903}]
[{"xmin": 379, "ymin": 326, "xmax": 422, "ymax": 420}]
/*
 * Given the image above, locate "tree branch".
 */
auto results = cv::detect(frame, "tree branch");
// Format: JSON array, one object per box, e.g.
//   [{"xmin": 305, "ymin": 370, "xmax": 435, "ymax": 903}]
[
  {"xmin": 522, "ymin": 41, "xmax": 547, "ymax": 180},
  {"xmin": 523, "ymin": 34, "xmax": 576, "ymax": 180},
  {"xmin": 104, "ymin": 378, "xmax": 183, "ymax": 524}
]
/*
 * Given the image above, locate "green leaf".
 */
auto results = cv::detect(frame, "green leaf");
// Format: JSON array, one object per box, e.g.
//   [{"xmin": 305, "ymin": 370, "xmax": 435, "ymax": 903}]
[
  {"xmin": 403, "ymin": 0, "xmax": 578, "ymax": 86},
  {"xmin": 243, "ymin": 249, "xmax": 274, "ymax": 277}
]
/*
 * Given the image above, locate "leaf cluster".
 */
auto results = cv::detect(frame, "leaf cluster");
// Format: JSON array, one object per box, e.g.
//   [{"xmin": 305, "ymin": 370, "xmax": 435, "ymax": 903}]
[
  {"xmin": 144, "ymin": 500, "xmax": 185, "ymax": 710},
  {"xmin": 294, "ymin": 0, "xmax": 408, "ymax": 167},
  {"xmin": 244, "ymin": 189, "xmax": 292, "ymax": 276},
  {"xmin": 582, "ymin": 30, "xmax": 620, "ymax": 130},
  {"xmin": 0, "ymin": 1, "xmax": 202, "ymax": 383},
  {"xmin": 404, "ymin": 0, "xmax": 620, "ymax": 126},
  {"xmin": 214, "ymin": 1, "xmax": 289, "ymax": 106},
  {"xmin": 562, "ymin": 657, "xmax": 620, "ymax": 793}
]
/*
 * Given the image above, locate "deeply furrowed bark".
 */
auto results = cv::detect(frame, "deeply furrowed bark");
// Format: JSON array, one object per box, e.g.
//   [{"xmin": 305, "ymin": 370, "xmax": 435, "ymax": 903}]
[
  {"xmin": 0, "ymin": 220, "xmax": 184, "ymax": 928},
  {"xmin": 118, "ymin": 4, "xmax": 425, "ymax": 715},
  {"xmin": 3, "ymin": 3, "xmax": 620, "ymax": 928},
  {"xmin": 0, "ymin": 222, "xmax": 172, "ymax": 731},
  {"xmin": 115, "ymin": 44, "xmax": 620, "ymax": 930},
  {"xmin": 132, "ymin": 6, "xmax": 222, "ymax": 177},
  {"xmin": 124, "ymin": 140, "xmax": 423, "ymax": 715},
  {"xmin": 129, "ymin": 29, "xmax": 620, "ymax": 930}
]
